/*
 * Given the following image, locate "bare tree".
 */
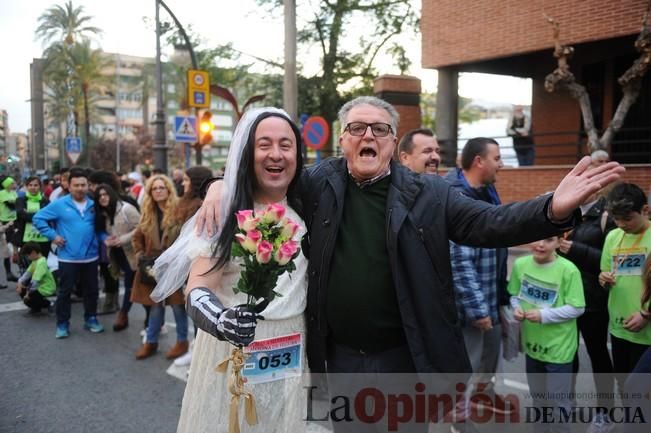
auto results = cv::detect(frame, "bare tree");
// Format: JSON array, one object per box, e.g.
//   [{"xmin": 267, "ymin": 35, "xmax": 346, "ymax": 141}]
[{"xmin": 544, "ymin": 1, "xmax": 651, "ymax": 152}]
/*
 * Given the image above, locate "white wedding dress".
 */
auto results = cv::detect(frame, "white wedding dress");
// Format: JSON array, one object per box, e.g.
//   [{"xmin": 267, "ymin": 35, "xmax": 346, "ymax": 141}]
[{"xmin": 177, "ymin": 205, "xmax": 323, "ymax": 433}]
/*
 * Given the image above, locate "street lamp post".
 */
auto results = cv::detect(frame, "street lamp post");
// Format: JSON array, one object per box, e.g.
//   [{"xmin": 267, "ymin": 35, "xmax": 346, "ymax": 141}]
[
  {"xmin": 153, "ymin": 0, "xmax": 198, "ymax": 173},
  {"xmin": 153, "ymin": 0, "xmax": 167, "ymax": 173}
]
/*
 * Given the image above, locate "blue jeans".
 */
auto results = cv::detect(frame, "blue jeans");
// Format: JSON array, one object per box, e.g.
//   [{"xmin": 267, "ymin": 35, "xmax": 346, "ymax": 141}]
[
  {"xmin": 56, "ymin": 260, "xmax": 99, "ymax": 325},
  {"xmin": 146, "ymin": 303, "xmax": 188, "ymax": 344},
  {"xmin": 526, "ymin": 355, "xmax": 573, "ymax": 433}
]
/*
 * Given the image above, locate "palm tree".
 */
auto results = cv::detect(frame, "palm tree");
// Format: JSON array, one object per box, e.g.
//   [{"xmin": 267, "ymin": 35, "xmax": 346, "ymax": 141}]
[
  {"xmin": 35, "ymin": 0, "xmax": 101, "ymax": 47},
  {"xmin": 36, "ymin": 1, "xmax": 103, "ymax": 166},
  {"xmin": 67, "ymin": 41, "xmax": 111, "ymax": 165}
]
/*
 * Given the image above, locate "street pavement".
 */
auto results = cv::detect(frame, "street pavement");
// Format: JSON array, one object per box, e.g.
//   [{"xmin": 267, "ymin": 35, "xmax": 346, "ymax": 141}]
[{"xmin": 0, "ymin": 280, "xmax": 186, "ymax": 433}]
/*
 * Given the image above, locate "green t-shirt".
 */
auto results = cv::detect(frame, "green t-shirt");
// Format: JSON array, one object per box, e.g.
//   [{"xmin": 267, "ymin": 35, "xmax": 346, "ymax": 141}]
[
  {"xmin": 600, "ymin": 227, "xmax": 651, "ymax": 345},
  {"xmin": 508, "ymin": 255, "xmax": 585, "ymax": 364},
  {"xmin": 0, "ymin": 189, "xmax": 17, "ymax": 221},
  {"xmin": 28, "ymin": 256, "xmax": 56, "ymax": 297},
  {"xmin": 22, "ymin": 195, "xmax": 48, "ymax": 243}
]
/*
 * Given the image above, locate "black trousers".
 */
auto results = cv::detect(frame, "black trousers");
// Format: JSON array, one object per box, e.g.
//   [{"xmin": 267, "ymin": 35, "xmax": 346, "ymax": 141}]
[
  {"xmin": 611, "ymin": 334, "xmax": 650, "ymax": 389},
  {"xmin": 573, "ymin": 310, "xmax": 614, "ymax": 408},
  {"xmin": 325, "ymin": 342, "xmax": 426, "ymax": 433},
  {"xmin": 21, "ymin": 290, "xmax": 51, "ymax": 312}
]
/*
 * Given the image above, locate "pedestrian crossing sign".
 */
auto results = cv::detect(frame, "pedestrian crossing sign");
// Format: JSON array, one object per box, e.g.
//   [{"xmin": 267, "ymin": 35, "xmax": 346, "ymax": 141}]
[{"xmin": 174, "ymin": 116, "xmax": 197, "ymax": 142}]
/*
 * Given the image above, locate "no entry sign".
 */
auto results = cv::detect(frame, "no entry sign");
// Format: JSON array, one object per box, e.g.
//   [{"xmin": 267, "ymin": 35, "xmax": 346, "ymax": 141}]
[{"xmin": 302, "ymin": 116, "xmax": 330, "ymax": 150}]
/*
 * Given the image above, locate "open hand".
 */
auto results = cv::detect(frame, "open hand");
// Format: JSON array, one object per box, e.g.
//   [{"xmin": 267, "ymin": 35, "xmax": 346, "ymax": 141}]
[
  {"xmin": 550, "ymin": 157, "xmax": 624, "ymax": 220},
  {"xmin": 195, "ymin": 180, "xmax": 224, "ymax": 237}
]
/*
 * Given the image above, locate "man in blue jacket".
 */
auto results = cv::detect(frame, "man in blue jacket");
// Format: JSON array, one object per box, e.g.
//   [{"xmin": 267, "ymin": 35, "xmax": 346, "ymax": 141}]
[{"xmin": 34, "ymin": 167, "xmax": 104, "ymax": 338}]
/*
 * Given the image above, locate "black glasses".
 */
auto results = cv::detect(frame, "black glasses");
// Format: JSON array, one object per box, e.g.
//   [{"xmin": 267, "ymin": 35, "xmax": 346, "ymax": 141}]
[{"xmin": 344, "ymin": 122, "xmax": 393, "ymax": 137}]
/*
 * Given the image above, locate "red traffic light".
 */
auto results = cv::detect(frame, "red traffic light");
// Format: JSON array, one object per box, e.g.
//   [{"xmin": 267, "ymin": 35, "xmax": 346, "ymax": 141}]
[{"xmin": 198, "ymin": 111, "xmax": 214, "ymax": 145}]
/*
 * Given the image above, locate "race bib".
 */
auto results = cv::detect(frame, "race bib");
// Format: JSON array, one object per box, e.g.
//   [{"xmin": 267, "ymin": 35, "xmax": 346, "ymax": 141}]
[
  {"xmin": 243, "ymin": 333, "xmax": 302, "ymax": 385},
  {"xmin": 23, "ymin": 222, "xmax": 48, "ymax": 243},
  {"xmin": 612, "ymin": 247, "xmax": 647, "ymax": 276},
  {"xmin": 519, "ymin": 275, "xmax": 559, "ymax": 308}
]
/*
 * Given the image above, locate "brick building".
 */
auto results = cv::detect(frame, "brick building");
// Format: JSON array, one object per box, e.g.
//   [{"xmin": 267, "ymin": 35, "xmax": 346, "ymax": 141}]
[{"xmin": 421, "ymin": 0, "xmax": 651, "ymax": 166}]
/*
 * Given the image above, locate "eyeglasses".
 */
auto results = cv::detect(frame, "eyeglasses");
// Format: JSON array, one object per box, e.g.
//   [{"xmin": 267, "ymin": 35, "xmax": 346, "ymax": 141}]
[{"xmin": 344, "ymin": 122, "xmax": 393, "ymax": 137}]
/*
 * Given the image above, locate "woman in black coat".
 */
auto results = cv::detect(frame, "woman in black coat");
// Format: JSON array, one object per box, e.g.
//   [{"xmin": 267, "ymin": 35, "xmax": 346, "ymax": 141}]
[
  {"xmin": 558, "ymin": 192, "xmax": 615, "ymax": 422},
  {"xmin": 15, "ymin": 176, "xmax": 50, "ymax": 258}
]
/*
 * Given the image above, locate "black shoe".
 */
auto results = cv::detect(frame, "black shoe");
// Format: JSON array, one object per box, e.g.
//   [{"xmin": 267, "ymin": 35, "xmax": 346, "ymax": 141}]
[
  {"xmin": 451, "ymin": 421, "xmax": 480, "ymax": 433},
  {"xmin": 0, "ymin": 284, "xmax": 7, "ymax": 290},
  {"xmin": 7, "ymin": 273, "xmax": 18, "ymax": 282}
]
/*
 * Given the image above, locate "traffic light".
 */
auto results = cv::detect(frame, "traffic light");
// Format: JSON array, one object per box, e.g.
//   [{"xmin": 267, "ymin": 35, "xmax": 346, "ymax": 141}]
[{"xmin": 198, "ymin": 111, "xmax": 214, "ymax": 146}]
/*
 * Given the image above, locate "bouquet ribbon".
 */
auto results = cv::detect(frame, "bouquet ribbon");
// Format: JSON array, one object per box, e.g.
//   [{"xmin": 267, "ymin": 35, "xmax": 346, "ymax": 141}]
[{"xmin": 216, "ymin": 347, "xmax": 258, "ymax": 433}]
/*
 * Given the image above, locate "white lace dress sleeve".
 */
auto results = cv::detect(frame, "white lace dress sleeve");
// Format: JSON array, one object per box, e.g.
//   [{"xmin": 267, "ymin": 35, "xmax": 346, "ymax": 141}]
[
  {"xmin": 150, "ymin": 213, "xmax": 216, "ymax": 302},
  {"xmin": 176, "ymin": 205, "xmax": 327, "ymax": 433}
]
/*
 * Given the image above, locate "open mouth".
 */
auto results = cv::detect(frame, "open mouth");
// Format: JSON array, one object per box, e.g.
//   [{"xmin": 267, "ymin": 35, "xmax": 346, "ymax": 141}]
[
  {"xmin": 265, "ymin": 166, "xmax": 284, "ymax": 174},
  {"xmin": 359, "ymin": 147, "xmax": 377, "ymax": 158}
]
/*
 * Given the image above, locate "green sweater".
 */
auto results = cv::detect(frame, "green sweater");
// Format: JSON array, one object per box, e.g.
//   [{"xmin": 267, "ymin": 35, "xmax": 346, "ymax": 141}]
[
  {"xmin": 326, "ymin": 176, "xmax": 406, "ymax": 353},
  {"xmin": 0, "ymin": 189, "xmax": 17, "ymax": 222}
]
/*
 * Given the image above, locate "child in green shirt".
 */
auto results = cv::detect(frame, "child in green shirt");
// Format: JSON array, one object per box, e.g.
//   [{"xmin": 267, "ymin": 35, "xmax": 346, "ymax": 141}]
[
  {"xmin": 16, "ymin": 242, "xmax": 56, "ymax": 314},
  {"xmin": 508, "ymin": 236, "xmax": 585, "ymax": 433},
  {"xmin": 599, "ymin": 183, "xmax": 651, "ymax": 379}
]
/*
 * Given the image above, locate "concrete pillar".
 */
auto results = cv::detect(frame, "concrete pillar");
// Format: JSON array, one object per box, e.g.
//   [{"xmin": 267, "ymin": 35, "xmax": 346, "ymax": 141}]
[
  {"xmin": 374, "ymin": 75, "xmax": 421, "ymax": 154},
  {"xmin": 436, "ymin": 67, "xmax": 459, "ymax": 167}
]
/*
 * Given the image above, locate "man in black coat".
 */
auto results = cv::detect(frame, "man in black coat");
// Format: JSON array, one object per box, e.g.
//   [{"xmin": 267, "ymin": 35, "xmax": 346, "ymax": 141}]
[{"xmin": 196, "ymin": 96, "xmax": 624, "ymax": 430}]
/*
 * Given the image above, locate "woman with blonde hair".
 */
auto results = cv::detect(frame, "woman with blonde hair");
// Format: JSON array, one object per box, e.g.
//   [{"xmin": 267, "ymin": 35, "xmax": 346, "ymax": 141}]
[{"xmin": 131, "ymin": 174, "xmax": 188, "ymax": 360}]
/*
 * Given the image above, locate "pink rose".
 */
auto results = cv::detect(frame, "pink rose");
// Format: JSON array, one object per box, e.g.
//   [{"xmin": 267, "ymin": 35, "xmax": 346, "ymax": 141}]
[
  {"xmin": 236, "ymin": 210, "xmax": 259, "ymax": 232},
  {"xmin": 235, "ymin": 230, "xmax": 261, "ymax": 253},
  {"xmin": 256, "ymin": 240, "xmax": 273, "ymax": 264},
  {"xmin": 280, "ymin": 218, "xmax": 301, "ymax": 240},
  {"xmin": 274, "ymin": 240, "xmax": 300, "ymax": 266},
  {"xmin": 261, "ymin": 203, "xmax": 286, "ymax": 224}
]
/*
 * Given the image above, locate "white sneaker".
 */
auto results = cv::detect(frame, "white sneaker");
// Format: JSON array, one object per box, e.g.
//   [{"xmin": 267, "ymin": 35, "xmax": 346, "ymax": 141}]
[
  {"xmin": 587, "ymin": 413, "xmax": 614, "ymax": 433},
  {"xmin": 174, "ymin": 349, "xmax": 192, "ymax": 366},
  {"xmin": 160, "ymin": 324, "xmax": 169, "ymax": 335}
]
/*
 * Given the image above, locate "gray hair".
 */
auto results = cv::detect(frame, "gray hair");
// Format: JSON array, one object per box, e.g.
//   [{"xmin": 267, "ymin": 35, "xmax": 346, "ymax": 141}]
[
  {"xmin": 590, "ymin": 149, "xmax": 609, "ymax": 161},
  {"xmin": 338, "ymin": 96, "xmax": 400, "ymax": 134}
]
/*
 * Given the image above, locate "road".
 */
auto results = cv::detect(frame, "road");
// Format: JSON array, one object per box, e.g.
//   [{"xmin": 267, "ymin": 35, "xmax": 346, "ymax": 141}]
[{"xmin": 0, "ymin": 281, "xmax": 186, "ymax": 433}]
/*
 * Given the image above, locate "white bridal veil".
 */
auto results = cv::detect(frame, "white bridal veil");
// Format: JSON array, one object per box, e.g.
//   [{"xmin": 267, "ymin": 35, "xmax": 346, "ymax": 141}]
[{"xmin": 150, "ymin": 107, "xmax": 293, "ymax": 302}]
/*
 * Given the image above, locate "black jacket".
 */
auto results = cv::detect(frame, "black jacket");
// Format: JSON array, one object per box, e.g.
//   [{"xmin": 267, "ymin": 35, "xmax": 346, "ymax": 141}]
[
  {"xmin": 301, "ymin": 158, "xmax": 577, "ymax": 374},
  {"xmin": 15, "ymin": 194, "xmax": 49, "ymax": 246},
  {"xmin": 558, "ymin": 197, "xmax": 615, "ymax": 312}
]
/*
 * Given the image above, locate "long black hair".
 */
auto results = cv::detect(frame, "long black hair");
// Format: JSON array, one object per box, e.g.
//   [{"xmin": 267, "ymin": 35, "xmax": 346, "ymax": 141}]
[
  {"xmin": 212, "ymin": 112, "xmax": 304, "ymax": 270},
  {"xmin": 94, "ymin": 183, "xmax": 121, "ymax": 231}
]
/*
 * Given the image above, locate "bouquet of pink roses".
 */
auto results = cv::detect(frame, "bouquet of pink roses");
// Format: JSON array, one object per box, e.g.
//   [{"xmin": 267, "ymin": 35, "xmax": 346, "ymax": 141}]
[
  {"xmin": 217, "ymin": 203, "xmax": 303, "ymax": 433},
  {"xmin": 230, "ymin": 203, "xmax": 302, "ymax": 312}
]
